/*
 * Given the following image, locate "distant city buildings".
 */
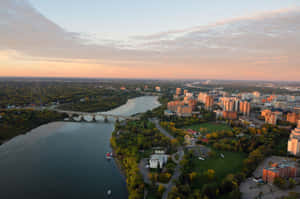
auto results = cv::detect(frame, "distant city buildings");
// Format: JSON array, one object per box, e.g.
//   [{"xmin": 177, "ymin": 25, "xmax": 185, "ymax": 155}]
[
  {"xmin": 263, "ymin": 162, "xmax": 297, "ymax": 183},
  {"xmin": 288, "ymin": 120, "xmax": 300, "ymax": 156}
]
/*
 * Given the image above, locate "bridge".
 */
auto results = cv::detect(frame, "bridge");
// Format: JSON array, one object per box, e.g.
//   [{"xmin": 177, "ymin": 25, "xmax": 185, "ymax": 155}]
[
  {"xmin": 23, "ymin": 107, "xmax": 139, "ymax": 122},
  {"xmin": 52, "ymin": 109, "xmax": 139, "ymax": 121}
]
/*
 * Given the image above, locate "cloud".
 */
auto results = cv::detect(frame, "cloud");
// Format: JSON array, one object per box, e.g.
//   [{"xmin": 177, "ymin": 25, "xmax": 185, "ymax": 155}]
[
  {"xmin": 0, "ymin": 1, "xmax": 300, "ymax": 80},
  {"xmin": 0, "ymin": 0, "xmax": 154, "ymax": 62}
]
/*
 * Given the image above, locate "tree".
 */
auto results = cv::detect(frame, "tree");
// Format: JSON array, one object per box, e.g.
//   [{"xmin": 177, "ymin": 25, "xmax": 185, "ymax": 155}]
[
  {"xmin": 204, "ymin": 169, "xmax": 215, "ymax": 181},
  {"xmin": 273, "ymin": 177, "xmax": 286, "ymax": 189}
]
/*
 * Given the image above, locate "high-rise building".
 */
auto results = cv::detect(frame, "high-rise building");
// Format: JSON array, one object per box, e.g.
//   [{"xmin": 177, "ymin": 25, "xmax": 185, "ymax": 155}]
[
  {"xmin": 187, "ymin": 99, "xmax": 197, "ymax": 110},
  {"xmin": 176, "ymin": 88, "xmax": 182, "ymax": 96},
  {"xmin": 198, "ymin": 92, "xmax": 207, "ymax": 103},
  {"xmin": 224, "ymin": 100, "xmax": 235, "ymax": 112},
  {"xmin": 288, "ymin": 120, "xmax": 300, "ymax": 156},
  {"xmin": 239, "ymin": 101, "xmax": 251, "ymax": 116},
  {"xmin": 205, "ymin": 95, "xmax": 214, "ymax": 111},
  {"xmin": 167, "ymin": 101, "xmax": 184, "ymax": 112}
]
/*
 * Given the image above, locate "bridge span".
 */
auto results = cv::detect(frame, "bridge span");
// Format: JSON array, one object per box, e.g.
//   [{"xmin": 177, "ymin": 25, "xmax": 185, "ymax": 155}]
[
  {"xmin": 51, "ymin": 109, "xmax": 139, "ymax": 121},
  {"xmin": 22, "ymin": 107, "xmax": 139, "ymax": 122}
]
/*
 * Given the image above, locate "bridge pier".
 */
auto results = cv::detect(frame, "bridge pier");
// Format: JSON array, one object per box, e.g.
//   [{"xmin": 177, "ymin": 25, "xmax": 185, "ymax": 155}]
[
  {"xmin": 92, "ymin": 115, "xmax": 97, "ymax": 122},
  {"xmin": 104, "ymin": 116, "xmax": 108, "ymax": 123},
  {"xmin": 80, "ymin": 115, "xmax": 85, "ymax": 122}
]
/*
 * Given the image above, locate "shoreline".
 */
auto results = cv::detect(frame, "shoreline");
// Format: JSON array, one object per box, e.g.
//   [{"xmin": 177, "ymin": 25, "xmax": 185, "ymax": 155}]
[{"xmin": 0, "ymin": 118, "xmax": 65, "ymax": 146}]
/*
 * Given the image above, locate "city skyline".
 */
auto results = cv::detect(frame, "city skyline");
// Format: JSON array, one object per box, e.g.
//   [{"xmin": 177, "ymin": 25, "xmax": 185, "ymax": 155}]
[{"xmin": 1, "ymin": 0, "xmax": 300, "ymax": 80}]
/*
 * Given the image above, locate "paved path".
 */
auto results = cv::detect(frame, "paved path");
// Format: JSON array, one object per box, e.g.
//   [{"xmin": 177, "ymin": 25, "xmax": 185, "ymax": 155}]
[
  {"xmin": 149, "ymin": 118, "xmax": 184, "ymax": 199},
  {"xmin": 161, "ymin": 147, "xmax": 184, "ymax": 199},
  {"xmin": 139, "ymin": 158, "xmax": 151, "ymax": 184},
  {"xmin": 150, "ymin": 118, "xmax": 175, "ymax": 140}
]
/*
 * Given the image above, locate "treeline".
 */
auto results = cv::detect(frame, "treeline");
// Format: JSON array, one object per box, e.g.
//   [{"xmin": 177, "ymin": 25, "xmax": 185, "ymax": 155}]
[
  {"xmin": 0, "ymin": 81, "xmax": 140, "ymax": 108},
  {"xmin": 0, "ymin": 110, "xmax": 67, "ymax": 144},
  {"xmin": 58, "ymin": 91, "xmax": 141, "ymax": 112}
]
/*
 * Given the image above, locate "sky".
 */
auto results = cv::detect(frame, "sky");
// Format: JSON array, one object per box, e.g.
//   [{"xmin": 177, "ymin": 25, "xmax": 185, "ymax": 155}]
[{"xmin": 1, "ymin": 0, "xmax": 300, "ymax": 80}]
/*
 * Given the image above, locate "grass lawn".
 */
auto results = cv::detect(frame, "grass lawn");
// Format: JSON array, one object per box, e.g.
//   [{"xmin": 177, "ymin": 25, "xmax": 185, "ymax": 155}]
[
  {"xmin": 185, "ymin": 122, "xmax": 232, "ymax": 134},
  {"xmin": 193, "ymin": 150, "xmax": 247, "ymax": 183}
]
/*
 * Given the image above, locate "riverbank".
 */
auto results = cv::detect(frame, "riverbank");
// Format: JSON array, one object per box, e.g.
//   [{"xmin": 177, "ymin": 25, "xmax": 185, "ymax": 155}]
[
  {"xmin": 0, "ymin": 109, "xmax": 67, "ymax": 145},
  {"xmin": 0, "ymin": 96, "xmax": 161, "ymax": 199}
]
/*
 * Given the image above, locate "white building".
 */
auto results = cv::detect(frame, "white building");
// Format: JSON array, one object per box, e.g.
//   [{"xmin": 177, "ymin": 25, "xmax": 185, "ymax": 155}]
[{"xmin": 149, "ymin": 154, "xmax": 169, "ymax": 169}]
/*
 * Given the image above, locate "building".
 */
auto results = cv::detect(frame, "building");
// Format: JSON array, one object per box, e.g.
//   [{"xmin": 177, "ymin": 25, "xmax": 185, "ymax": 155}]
[
  {"xmin": 177, "ymin": 105, "xmax": 193, "ymax": 117},
  {"xmin": 265, "ymin": 112, "xmax": 278, "ymax": 125},
  {"xmin": 261, "ymin": 109, "xmax": 272, "ymax": 117},
  {"xmin": 205, "ymin": 95, "xmax": 214, "ymax": 111},
  {"xmin": 176, "ymin": 88, "xmax": 182, "ymax": 96},
  {"xmin": 149, "ymin": 153, "xmax": 169, "ymax": 169},
  {"xmin": 187, "ymin": 99, "xmax": 197, "ymax": 110},
  {"xmin": 287, "ymin": 112, "xmax": 300, "ymax": 124},
  {"xmin": 239, "ymin": 101, "xmax": 251, "ymax": 116},
  {"xmin": 155, "ymin": 86, "xmax": 161, "ymax": 92},
  {"xmin": 288, "ymin": 120, "xmax": 300, "ymax": 156},
  {"xmin": 164, "ymin": 110, "xmax": 175, "ymax": 116},
  {"xmin": 214, "ymin": 110, "xmax": 223, "ymax": 119},
  {"xmin": 262, "ymin": 109, "xmax": 280, "ymax": 125},
  {"xmin": 184, "ymin": 89, "xmax": 188, "ymax": 96},
  {"xmin": 167, "ymin": 101, "xmax": 184, "ymax": 112},
  {"xmin": 263, "ymin": 162, "xmax": 297, "ymax": 183},
  {"xmin": 223, "ymin": 111, "xmax": 238, "ymax": 120},
  {"xmin": 198, "ymin": 92, "xmax": 207, "ymax": 103},
  {"xmin": 252, "ymin": 91, "xmax": 261, "ymax": 98},
  {"xmin": 224, "ymin": 100, "xmax": 235, "ymax": 112}
]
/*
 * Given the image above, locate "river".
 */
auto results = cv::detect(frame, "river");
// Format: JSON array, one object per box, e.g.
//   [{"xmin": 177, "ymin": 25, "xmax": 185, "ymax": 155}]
[{"xmin": 0, "ymin": 96, "xmax": 160, "ymax": 199}]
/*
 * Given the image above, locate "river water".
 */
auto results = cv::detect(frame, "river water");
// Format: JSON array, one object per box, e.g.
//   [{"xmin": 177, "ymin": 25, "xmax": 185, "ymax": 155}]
[{"xmin": 0, "ymin": 96, "xmax": 160, "ymax": 199}]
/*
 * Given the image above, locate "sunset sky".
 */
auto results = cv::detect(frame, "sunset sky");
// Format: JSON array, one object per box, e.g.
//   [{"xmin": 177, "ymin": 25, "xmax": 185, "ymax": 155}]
[{"xmin": 1, "ymin": 0, "xmax": 300, "ymax": 80}]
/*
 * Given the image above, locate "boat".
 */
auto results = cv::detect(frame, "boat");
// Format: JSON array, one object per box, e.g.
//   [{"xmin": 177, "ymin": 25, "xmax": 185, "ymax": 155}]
[
  {"xmin": 107, "ymin": 189, "xmax": 112, "ymax": 196},
  {"xmin": 106, "ymin": 152, "xmax": 112, "ymax": 160}
]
